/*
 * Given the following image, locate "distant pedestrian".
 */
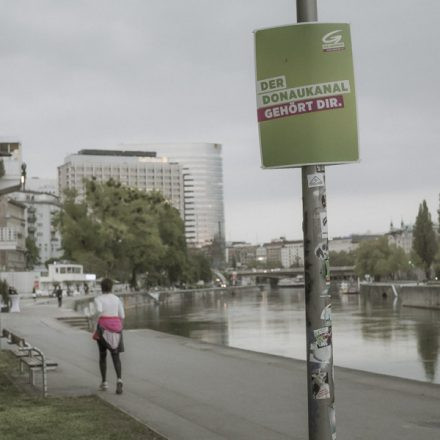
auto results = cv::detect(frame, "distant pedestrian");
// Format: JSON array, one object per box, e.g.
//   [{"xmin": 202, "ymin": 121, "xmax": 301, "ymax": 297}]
[
  {"xmin": 93, "ymin": 278, "xmax": 125, "ymax": 394},
  {"xmin": 55, "ymin": 285, "xmax": 63, "ymax": 307}
]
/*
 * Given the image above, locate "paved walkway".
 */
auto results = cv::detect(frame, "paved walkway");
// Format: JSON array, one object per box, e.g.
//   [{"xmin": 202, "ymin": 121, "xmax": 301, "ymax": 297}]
[{"xmin": 1, "ymin": 297, "xmax": 440, "ymax": 440}]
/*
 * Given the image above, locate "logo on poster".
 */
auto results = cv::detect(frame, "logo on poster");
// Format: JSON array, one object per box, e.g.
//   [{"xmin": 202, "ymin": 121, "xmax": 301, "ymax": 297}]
[{"xmin": 322, "ymin": 30, "xmax": 345, "ymax": 52}]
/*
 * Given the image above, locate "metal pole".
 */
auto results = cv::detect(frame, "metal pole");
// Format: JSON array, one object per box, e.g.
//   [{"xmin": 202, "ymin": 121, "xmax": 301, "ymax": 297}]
[
  {"xmin": 296, "ymin": 0, "xmax": 318, "ymax": 21},
  {"xmin": 297, "ymin": 1, "xmax": 336, "ymax": 439}
]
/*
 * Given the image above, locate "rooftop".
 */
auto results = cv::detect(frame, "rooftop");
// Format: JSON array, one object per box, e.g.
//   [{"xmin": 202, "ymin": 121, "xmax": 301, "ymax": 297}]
[{"xmin": 77, "ymin": 149, "xmax": 156, "ymax": 158}]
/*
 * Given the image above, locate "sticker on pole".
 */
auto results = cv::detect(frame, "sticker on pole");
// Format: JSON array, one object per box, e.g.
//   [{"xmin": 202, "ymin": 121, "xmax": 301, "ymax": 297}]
[
  {"xmin": 255, "ymin": 23, "xmax": 359, "ymax": 168},
  {"xmin": 307, "ymin": 173, "xmax": 325, "ymax": 188},
  {"xmin": 314, "ymin": 326, "xmax": 332, "ymax": 348},
  {"xmin": 320, "ymin": 212, "xmax": 328, "ymax": 238},
  {"xmin": 311, "ymin": 369, "xmax": 331, "ymax": 400},
  {"xmin": 310, "ymin": 342, "xmax": 331, "ymax": 363}
]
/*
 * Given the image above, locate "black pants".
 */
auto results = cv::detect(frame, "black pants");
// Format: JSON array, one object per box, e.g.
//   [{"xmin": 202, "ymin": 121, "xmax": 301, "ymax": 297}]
[{"xmin": 97, "ymin": 340, "xmax": 122, "ymax": 381}]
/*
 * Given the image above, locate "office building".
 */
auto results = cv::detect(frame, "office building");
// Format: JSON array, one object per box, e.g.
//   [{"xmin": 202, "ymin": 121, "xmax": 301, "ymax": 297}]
[
  {"xmin": 58, "ymin": 149, "xmax": 184, "ymax": 214},
  {"xmin": 122, "ymin": 143, "xmax": 225, "ymax": 248},
  {"xmin": 226, "ymin": 242, "xmax": 257, "ymax": 268}
]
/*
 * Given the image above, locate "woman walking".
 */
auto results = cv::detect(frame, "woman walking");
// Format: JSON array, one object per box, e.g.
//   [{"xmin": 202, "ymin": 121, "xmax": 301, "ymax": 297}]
[{"xmin": 93, "ymin": 278, "xmax": 125, "ymax": 394}]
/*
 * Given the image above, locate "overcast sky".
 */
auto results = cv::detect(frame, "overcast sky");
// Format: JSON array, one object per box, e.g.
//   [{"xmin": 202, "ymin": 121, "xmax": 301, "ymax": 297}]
[{"xmin": 1, "ymin": 0, "xmax": 439, "ymax": 243}]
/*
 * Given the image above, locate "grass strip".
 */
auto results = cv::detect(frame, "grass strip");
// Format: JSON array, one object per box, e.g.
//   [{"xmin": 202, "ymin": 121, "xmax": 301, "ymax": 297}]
[{"xmin": 0, "ymin": 350, "xmax": 165, "ymax": 440}]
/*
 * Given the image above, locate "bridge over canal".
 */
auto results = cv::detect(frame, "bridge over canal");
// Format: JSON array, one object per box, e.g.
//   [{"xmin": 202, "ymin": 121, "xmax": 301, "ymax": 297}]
[{"xmin": 229, "ymin": 266, "xmax": 356, "ymax": 286}]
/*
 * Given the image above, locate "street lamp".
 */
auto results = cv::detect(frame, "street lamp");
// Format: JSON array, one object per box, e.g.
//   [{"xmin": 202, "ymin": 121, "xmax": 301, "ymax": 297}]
[{"xmin": 20, "ymin": 163, "xmax": 27, "ymax": 190}]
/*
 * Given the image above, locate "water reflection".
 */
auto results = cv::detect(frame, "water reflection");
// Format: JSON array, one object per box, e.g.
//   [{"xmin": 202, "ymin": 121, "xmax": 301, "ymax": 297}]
[
  {"xmin": 414, "ymin": 312, "xmax": 439, "ymax": 382},
  {"xmin": 124, "ymin": 287, "xmax": 440, "ymax": 383}
]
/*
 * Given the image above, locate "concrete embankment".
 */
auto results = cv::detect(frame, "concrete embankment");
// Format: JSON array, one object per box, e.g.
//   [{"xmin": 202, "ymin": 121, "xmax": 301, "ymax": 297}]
[
  {"xmin": 360, "ymin": 282, "xmax": 440, "ymax": 309},
  {"xmin": 73, "ymin": 285, "xmax": 262, "ymax": 317}
]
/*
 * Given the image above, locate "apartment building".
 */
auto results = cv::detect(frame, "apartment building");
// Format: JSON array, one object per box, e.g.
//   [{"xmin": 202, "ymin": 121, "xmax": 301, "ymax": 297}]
[
  {"xmin": 0, "ymin": 140, "xmax": 23, "ymax": 196},
  {"xmin": 0, "ymin": 197, "xmax": 26, "ymax": 270},
  {"xmin": 226, "ymin": 242, "xmax": 257, "ymax": 267},
  {"xmin": 12, "ymin": 188, "xmax": 62, "ymax": 264}
]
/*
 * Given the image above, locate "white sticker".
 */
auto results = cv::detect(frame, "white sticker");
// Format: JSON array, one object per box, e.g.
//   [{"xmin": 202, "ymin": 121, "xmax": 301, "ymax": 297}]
[
  {"xmin": 321, "ymin": 304, "xmax": 332, "ymax": 323},
  {"xmin": 310, "ymin": 343, "xmax": 331, "ymax": 363},
  {"xmin": 307, "ymin": 173, "xmax": 325, "ymax": 188}
]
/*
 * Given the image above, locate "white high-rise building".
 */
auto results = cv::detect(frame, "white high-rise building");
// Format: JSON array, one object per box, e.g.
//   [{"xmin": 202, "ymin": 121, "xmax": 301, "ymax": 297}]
[
  {"xmin": 58, "ymin": 150, "xmax": 184, "ymax": 215},
  {"xmin": 122, "ymin": 143, "xmax": 225, "ymax": 248},
  {"xmin": 280, "ymin": 241, "xmax": 304, "ymax": 268}
]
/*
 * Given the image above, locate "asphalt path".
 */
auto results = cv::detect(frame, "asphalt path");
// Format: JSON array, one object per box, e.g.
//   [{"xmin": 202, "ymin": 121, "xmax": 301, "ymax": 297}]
[{"xmin": 1, "ymin": 298, "xmax": 439, "ymax": 440}]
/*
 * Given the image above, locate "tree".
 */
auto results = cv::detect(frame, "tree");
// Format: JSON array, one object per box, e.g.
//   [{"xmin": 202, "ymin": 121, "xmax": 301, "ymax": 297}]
[
  {"xmin": 201, "ymin": 234, "xmax": 225, "ymax": 270},
  {"xmin": 412, "ymin": 200, "xmax": 438, "ymax": 279},
  {"xmin": 329, "ymin": 250, "xmax": 356, "ymax": 267},
  {"xmin": 182, "ymin": 250, "xmax": 212, "ymax": 286},
  {"xmin": 355, "ymin": 236, "xmax": 409, "ymax": 281},
  {"xmin": 0, "ymin": 279, "xmax": 9, "ymax": 308},
  {"xmin": 25, "ymin": 236, "xmax": 40, "ymax": 269},
  {"xmin": 55, "ymin": 180, "xmax": 193, "ymax": 288},
  {"xmin": 155, "ymin": 200, "xmax": 188, "ymax": 285}
]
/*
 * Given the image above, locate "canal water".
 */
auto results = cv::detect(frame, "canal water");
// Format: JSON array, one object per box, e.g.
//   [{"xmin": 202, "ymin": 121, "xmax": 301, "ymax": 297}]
[{"xmin": 124, "ymin": 287, "xmax": 440, "ymax": 384}]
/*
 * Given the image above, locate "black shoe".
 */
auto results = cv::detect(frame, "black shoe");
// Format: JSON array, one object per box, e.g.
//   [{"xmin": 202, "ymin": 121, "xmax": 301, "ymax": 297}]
[{"xmin": 116, "ymin": 380, "xmax": 123, "ymax": 395}]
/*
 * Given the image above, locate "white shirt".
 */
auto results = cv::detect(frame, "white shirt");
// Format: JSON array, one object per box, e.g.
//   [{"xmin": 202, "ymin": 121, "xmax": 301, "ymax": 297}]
[{"xmin": 94, "ymin": 293, "xmax": 125, "ymax": 319}]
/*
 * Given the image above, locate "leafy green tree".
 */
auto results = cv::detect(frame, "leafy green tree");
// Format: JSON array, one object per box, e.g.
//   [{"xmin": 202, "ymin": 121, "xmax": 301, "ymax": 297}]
[
  {"xmin": 25, "ymin": 236, "xmax": 40, "ymax": 269},
  {"xmin": 355, "ymin": 236, "xmax": 409, "ymax": 281},
  {"xmin": 180, "ymin": 251, "xmax": 212, "ymax": 286},
  {"xmin": 412, "ymin": 200, "xmax": 438, "ymax": 279},
  {"xmin": 155, "ymin": 200, "xmax": 188, "ymax": 285},
  {"xmin": 432, "ymin": 249, "xmax": 440, "ymax": 280},
  {"xmin": 0, "ymin": 279, "xmax": 9, "ymax": 308},
  {"xmin": 55, "ymin": 180, "xmax": 193, "ymax": 288},
  {"xmin": 202, "ymin": 234, "xmax": 225, "ymax": 270},
  {"xmin": 329, "ymin": 250, "xmax": 356, "ymax": 267}
]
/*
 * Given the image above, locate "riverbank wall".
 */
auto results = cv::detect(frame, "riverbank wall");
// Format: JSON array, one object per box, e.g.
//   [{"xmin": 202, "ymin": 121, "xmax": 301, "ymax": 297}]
[
  {"xmin": 360, "ymin": 282, "xmax": 440, "ymax": 309},
  {"xmin": 73, "ymin": 284, "xmax": 262, "ymax": 317}
]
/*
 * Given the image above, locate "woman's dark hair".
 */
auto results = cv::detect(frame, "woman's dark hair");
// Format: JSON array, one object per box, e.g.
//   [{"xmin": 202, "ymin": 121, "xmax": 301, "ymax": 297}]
[{"xmin": 101, "ymin": 278, "xmax": 113, "ymax": 293}]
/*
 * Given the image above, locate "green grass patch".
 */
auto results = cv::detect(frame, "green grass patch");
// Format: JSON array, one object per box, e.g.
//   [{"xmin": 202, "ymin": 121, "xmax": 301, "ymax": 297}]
[{"xmin": 0, "ymin": 350, "xmax": 164, "ymax": 440}]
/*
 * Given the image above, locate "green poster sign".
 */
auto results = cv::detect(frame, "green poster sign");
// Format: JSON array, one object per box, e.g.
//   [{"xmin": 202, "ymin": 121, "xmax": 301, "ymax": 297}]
[{"xmin": 255, "ymin": 23, "xmax": 359, "ymax": 168}]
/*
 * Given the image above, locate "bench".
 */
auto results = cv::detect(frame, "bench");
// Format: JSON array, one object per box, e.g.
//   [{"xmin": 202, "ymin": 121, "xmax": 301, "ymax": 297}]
[{"xmin": 1, "ymin": 328, "xmax": 58, "ymax": 397}]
